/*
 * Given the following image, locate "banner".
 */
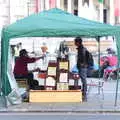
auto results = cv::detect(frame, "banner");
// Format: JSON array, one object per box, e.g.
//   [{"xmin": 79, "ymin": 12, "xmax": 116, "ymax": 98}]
[
  {"xmin": 49, "ymin": 0, "xmax": 56, "ymax": 9},
  {"xmin": 114, "ymin": 0, "xmax": 120, "ymax": 16}
]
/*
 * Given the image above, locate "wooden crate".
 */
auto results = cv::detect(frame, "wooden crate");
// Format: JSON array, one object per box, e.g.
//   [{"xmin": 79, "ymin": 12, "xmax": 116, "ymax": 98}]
[{"xmin": 29, "ymin": 90, "xmax": 82, "ymax": 102}]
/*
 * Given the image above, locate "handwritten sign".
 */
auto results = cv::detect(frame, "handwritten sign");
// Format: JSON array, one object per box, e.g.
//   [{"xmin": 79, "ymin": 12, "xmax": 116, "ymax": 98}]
[
  {"xmin": 47, "ymin": 67, "xmax": 56, "ymax": 76},
  {"xmin": 59, "ymin": 62, "xmax": 68, "ymax": 70}
]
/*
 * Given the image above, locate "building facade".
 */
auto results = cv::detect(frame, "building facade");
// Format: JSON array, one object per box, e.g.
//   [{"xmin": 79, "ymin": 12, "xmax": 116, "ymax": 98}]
[{"xmin": 0, "ymin": 0, "xmax": 120, "ymax": 29}]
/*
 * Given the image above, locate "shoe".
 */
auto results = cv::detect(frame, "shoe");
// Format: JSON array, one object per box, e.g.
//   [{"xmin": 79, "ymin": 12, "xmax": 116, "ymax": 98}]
[
  {"xmin": 82, "ymin": 96, "xmax": 87, "ymax": 102},
  {"xmin": 22, "ymin": 98, "xmax": 29, "ymax": 102},
  {"xmin": 83, "ymin": 98, "xmax": 87, "ymax": 102}
]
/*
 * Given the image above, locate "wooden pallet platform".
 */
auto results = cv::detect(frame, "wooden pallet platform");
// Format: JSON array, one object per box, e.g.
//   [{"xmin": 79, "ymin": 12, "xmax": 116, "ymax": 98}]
[{"xmin": 29, "ymin": 90, "xmax": 82, "ymax": 102}]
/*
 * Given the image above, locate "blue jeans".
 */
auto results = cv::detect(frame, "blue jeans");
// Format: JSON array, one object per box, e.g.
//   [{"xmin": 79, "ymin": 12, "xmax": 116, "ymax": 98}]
[{"xmin": 79, "ymin": 67, "xmax": 87, "ymax": 97}]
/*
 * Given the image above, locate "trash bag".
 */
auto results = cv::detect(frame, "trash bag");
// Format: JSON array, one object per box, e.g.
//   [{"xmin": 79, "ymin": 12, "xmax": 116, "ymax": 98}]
[{"xmin": 7, "ymin": 89, "xmax": 22, "ymax": 105}]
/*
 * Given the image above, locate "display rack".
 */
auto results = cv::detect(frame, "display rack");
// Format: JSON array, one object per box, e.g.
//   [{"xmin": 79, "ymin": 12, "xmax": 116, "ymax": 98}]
[
  {"xmin": 57, "ymin": 59, "xmax": 69, "ymax": 90},
  {"xmin": 45, "ymin": 60, "xmax": 57, "ymax": 90}
]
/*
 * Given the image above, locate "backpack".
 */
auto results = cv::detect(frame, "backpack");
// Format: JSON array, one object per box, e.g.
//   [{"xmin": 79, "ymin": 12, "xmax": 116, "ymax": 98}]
[
  {"xmin": 88, "ymin": 52, "xmax": 94, "ymax": 67},
  {"xmin": 83, "ymin": 48, "xmax": 94, "ymax": 67}
]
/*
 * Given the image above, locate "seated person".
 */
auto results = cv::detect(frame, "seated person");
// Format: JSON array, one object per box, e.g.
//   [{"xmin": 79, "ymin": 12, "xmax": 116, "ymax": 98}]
[{"xmin": 13, "ymin": 49, "xmax": 44, "ymax": 89}]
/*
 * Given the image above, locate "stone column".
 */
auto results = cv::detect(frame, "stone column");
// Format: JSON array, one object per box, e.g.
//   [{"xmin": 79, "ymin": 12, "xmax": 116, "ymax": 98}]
[
  {"xmin": 40, "ymin": 0, "xmax": 44, "ymax": 11},
  {"xmin": 45, "ymin": 0, "xmax": 49, "ymax": 10},
  {"xmin": 8, "ymin": 0, "xmax": 11, "ymax": 24},
  {"xmin": 99, "ymin": 2, "xmax": 103, "ymax": 23},
  {"xmin": 109, "ymin": 0, "xmax": 114, "ymax": 25},
  {"xmin": 60, "ymin": 0, "xmax": 64, "ymax": 10},
  {"xmin": 67, "ymin": 0, "xmax": 72, "ymax": 13},
  {"xmin": 78, "ymin": 0, "xmax": 82, "ymax": 17},
  {"xmin": 89, "ymin": 0, "xmax": 94, "ymax": 20},
  {"xmin": 56, "ymin": 0, "xmax": 60, "ymax": 8}
]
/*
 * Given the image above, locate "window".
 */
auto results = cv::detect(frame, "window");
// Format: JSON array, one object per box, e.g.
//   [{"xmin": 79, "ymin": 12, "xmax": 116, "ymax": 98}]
[
  {"xmin": 82, "ymin": 0, "xmax": 89, "ymax": 6},
  {"xmin": 103, "ymin": 9, "xmax": 107, "ymax": 23},
  {"xmin": 74, "ymin": 10, "xmax": 78, "ymax": 16}
]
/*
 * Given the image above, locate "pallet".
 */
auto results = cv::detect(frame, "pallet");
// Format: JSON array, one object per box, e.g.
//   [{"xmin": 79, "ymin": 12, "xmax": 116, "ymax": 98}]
[{"xmin": 29, "ymin": 90, "xmax": 82, "ymax": 102}]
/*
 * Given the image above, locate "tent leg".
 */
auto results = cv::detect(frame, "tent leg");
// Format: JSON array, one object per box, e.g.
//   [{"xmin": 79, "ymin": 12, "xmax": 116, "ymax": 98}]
[
  {"xmin": 0, "ymin": 75, "xmax": 7, "ymax": 108},
  {"xmin": 96, "ymin": 36, "xmax": 101, "ymax": 80},
  {"xmin": 0, "ymin": 92, "xmax": 7, "ymax": 108},
  {"xmin": 114, "ymin": 67, "xmax": 119, "ymax": 106}
]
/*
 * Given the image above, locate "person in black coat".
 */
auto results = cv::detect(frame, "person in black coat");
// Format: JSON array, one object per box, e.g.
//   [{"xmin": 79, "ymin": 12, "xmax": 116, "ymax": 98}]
[{"xmin": 74, "ymin": 37, "xmax": 91, "ymax": 101}]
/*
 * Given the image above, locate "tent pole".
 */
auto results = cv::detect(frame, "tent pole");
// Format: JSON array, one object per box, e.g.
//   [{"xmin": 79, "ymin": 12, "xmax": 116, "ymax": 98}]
[
  {"xmin": 1, "ymin": 35, "xmax": 7, "ymax": 108},
  {"xmin": 114, "ymin": 44, "xmax": 120, "ymax": 106},
  {"xmin": 114, "ymin": 68, "xmax": 119, "ymax": 106},
  {"xmin": 97, "ymin": 36, "xmax": 101, "ymax": 79},
  {"xmin": 96, "ymin": 36, "xmax": 101, "ymax": 94}
]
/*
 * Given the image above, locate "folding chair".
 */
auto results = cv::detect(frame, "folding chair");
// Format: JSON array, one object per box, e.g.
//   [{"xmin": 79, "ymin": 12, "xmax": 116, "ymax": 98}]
[{"xmin": 87, "ymin": 79, "xmax": 104, "ymax": 100}]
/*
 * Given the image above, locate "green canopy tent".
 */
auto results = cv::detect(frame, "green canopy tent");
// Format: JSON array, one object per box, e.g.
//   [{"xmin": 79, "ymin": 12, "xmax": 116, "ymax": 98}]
[{"xmin": 1, "ymin": 8, "xmax": 120, "ymax": 106}]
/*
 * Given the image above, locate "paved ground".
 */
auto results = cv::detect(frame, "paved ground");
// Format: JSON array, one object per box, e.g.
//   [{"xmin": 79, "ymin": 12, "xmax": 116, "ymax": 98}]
[{"xmin": 0, "ymin": 78, "xmax": 120, "ymax": 112}]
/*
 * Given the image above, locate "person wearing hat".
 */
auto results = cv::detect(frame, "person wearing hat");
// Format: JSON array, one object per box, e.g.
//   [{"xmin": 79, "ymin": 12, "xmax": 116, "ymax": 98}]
[{"xmin": 13, "ymin": 49, "xmax": 44, "ymax": 89}]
